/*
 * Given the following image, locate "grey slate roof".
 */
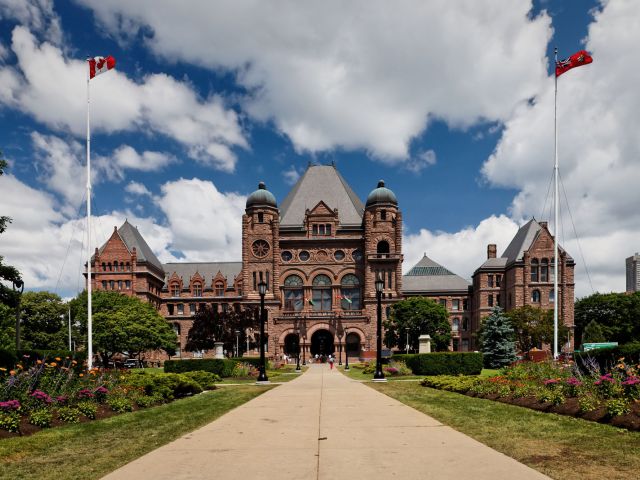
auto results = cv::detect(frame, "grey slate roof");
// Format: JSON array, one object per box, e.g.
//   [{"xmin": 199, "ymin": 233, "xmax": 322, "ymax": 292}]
[
  {"xmin": 477, "ymin": 257, "xmax": 508, "ymax": 269},
  {"xmin": 402, "ymin": 254, "xmax": 470, "ymax": 293},
  {"xmin": 162, "ymin": 262, "xmax": 242, "ymax": 288},
  {"xmin": 501, "ymin": 219, "xmax": 541, "ymax": 263},
  {"xmin": 96, "ymin": 220, "xmax": 164, "ymax": 272},
  {"xmin": 279, "ymin": 165, "xmax": 365, "ymax": 227}
]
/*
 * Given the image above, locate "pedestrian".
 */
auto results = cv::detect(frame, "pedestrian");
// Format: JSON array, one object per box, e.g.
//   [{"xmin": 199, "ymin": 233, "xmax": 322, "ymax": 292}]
[{"xmin": 328, "ymin": 355, "xmax": 334, "ymax": 370}]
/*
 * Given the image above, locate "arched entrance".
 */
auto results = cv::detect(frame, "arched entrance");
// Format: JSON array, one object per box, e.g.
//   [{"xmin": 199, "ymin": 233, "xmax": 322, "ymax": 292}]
[
  {"xmin": 345, "ymin": 332, "xmax": 361, "ymax": 356},
  {"xmin": 310, "ymin": 329, "xmax": 334, "ymax": 356},
  {"xmin": 283, "ymin": 333, "xmax": 300, "ymax": 356}
]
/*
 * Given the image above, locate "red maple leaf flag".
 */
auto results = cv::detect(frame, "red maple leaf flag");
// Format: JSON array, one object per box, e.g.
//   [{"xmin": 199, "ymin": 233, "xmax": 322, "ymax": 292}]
[
  {"xmin": 88, "ymin": 55, "xmax": 116, "ymax": 79},
  {"xmin": 555, "ymin": 50, "xmax": 593, "ymax": 77}
]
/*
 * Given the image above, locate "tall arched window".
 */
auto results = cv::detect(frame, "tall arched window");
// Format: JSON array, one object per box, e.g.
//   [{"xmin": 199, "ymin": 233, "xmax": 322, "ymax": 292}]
[
  {"xmin": 550, "ymin": 258, "xmax": 555, "ymax": 282},
  {"xmin": 120, "ymin": 262, "xmax": 125, "ymax": 271},
  {"xmin": 531, "ymin": 289, "xmax": 541, "ymax": 302},
  {"xmin": 312, "ymin": 274, "xmax": 332, "ymax": 311},
  {"xmin": 340, "ymin": 274, "xmax": 361, "ymax": 310},
  {"xmin": 284, "ymin": 275, "xmax": 304, "ymax": 311},
  {"xmin": 549, "ymin": 289, "xmax": 555, "ymax": 303},
  {"xmin": 540, "ymin": 258, "xmax": 549, "ymax": 282},
  {"xmin": 377, "ymin": 240, "xmax": 390, "ymax": 254},
  {"xmin": 530, "ymin": 258, "xmax": 539, "ymax": 282},
  {"xmin": 102, "ymin": 262, "xmax": 106, "ymax": 272},
  {"xmin": 452, "ymin": 318, "xmax": 460, "ymax": 332},
  {"xmin": 125, "ymin": 262, "xmax": 130, "ymax": 271}
]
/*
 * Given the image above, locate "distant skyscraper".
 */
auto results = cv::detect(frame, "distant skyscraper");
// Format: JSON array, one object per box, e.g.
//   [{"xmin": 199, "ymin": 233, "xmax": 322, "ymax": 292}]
[{"xmin": 626, "ymin": 253, "xmax": 640, "ymax": 292}]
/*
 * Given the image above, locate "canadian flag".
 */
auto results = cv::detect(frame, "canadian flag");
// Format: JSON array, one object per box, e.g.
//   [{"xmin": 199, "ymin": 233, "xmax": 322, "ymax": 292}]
[{"xmin": 88, "ymin": 56, "xmax": 116, "ymax": 79}]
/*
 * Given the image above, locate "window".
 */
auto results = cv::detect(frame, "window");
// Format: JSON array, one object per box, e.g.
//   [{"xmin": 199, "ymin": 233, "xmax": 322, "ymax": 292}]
[
  {"xmin": 380, "ymin": 210, "xmax": 387, "ymax": 220},
  {"xmin": 340, "ymin": 274, "xmax": 361, "ymax": 310},
  {"xmin": 281, "ymin": 251, "xmax": 293, "ymax": 262},
  {"xmin": 284, "ymin": 275, "xmax": 304, "ymax": 311},
  {"xmin": 113, "ymin": 262, "xmax": 118, "ymax": 272},
  {"xmin": 531, "ymin": 289, "xmax": 541, "ymax": 303},
  {"xmin": 222, "ymin": 303, "xmax": 229, "ymax": 313},
  {"xmin": 177, "ymin": 304, "xmax": 184, "ymax": 315},
  {"xmin": 253, "ymin": 272, "xmax": 257, "ymax": 290},
  {"xmin": 117, "ymin": 280, "xmax": 123, "ymax": 290},
  {"xmin": 193, "ymin": 283, "xmax": 202, "ymax": 297},
  {"xmin": 200, "ymin": 303, "xmax": 206, "ymax": 312},
  {"xmin": 189, "ymin": 303, "xmax": 196, "ymax": 314},
  {"xmin": 462, "ymin": 299, "xmax": 468, "ymax": 311},
  {"xmin": 488, "ymin": 275, "xmax": 494, "ymax": 287},
  {"xmin": 334, "ymin": 250, "xmax": 345, "ymax": 261},
  {"xmin": 439, "ymin": 299, "xmax": 447, "ymax": 307},
  {"xmin": 550, "ymin": 258, "xmax": 555, "ymax": 282},
  {"xmin": 215, "ymin": 282, "xmax": 224, "ymax": 296},
  {"xmin": 377, "ymin": 241, "xmax": 390, "ymax": 254},
  {"xmin": 108, "ymin": 262, "xmax": 112, "ymax": 271},
  {"xmin": 257, "ymin": 212, "xmax": 264, "ymax": 223},
  {"xmin": 312, "ymin": 224, "xmax": 332, "ymax": 236},
  {"xmin": 462, "ymin": 317, "xmax": 469, "ymax": 331},
  {"xmin": 312, "ymin": 274, "xmax": 332, "ymax": 311},
  {"xmin": 497, "ymin": 294, "xmax": 501, "ymax": 307},
  {"xmin": 531, "ymin": 258, "xmax": 539, "ymax": 282},
  {"xmin": 549, "ymin": 289, "xmax": 555, "ymax": 303},
  {"xmin": 540, "ymin": 258, "xmax": 549, "ymax": 282},
  {"xmin": 452, "ymin": 318, "xmax": 460, "ymax": 332},
  {"xmin": 109, "ymin": 280, "xmax": 115, "ymax": 290},
  {"xmin": 352, "ymin": 250, "xmax": 363, "ymax": 261},
  {"xmin": 488, "ymin": 294, "xmax": 494, "ymax": 307},
  {"xmin": 266, "ymin": 271, "xmax": 270, "ymax": 290},
  {"xmin": 299, "ymin": 250, "xmax": 310, "ymax": 261},
  {"xmin": 452, "ymin": 299, "xmax": 460, "ymax": 311},
  {"xmin": 126, "ymin": 262, "xmax": 130, "ymax": 271},
  {"xmin": 102, "ymin": 262, "xmax": 106, "ymax": 272},
  {"xmin": 387, "ymin": 270, "xmax": 393, "ymax": 289},
  {"xmin": 120, "ymin": 262, "xmax": 125, "ymax": 271},
  {"xmin": 496, "ymin": 275, "xmax": 502, "ymax": 287},
  {"xmin": 462, "ymin": 339, "xmax": 470, "ymax": 352},
  {"xmin": 168, "ymin": 304, "xmax": 174, "ymax": 315},
  {"xmin": 101, "ymin": 281, "xmax": 107, "ymax": 289},
  {"xmin": 171, "ymin": 284, "xmax": 180, "ymax": 297}
]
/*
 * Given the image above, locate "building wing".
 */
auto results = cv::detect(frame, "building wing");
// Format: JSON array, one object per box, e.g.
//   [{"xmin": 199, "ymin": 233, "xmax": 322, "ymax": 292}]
[{"xmin": 402, "ymin": 254, "xmax": 470, "ymax": 293}]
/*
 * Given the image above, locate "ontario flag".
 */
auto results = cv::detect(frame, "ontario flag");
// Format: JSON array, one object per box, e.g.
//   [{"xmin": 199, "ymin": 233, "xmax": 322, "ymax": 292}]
[
  {"xmin": 88, "ymin": 55, "xmax": 116, "ymax": 79},
  {"xmin": 555, "ymin": 50, "xmax": 592, "ymax": 77}
]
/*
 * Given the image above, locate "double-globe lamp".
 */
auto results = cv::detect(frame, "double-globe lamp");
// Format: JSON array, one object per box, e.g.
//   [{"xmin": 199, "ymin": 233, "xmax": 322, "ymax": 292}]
[
  {"xmin": 257, "ymin": 280, "xmax": 269, "ymax": 384},
  {"xmin": 373, "ymin": 276, "xmax": 386, "ymax": 381}
]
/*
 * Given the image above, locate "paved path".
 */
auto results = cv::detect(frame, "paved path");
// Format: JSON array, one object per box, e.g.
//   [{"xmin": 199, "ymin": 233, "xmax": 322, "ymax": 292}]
[{"xmin": 103, "ymin": 366, "xmax": 549, "ymax": 480}]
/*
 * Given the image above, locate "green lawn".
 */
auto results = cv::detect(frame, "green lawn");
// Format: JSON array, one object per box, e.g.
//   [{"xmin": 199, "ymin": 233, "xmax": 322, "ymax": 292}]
[
  {"xmin": 339, "ymin": 364, "xmax": 499, "ymax": 382},
  {"xmin": 0, "ymin": 386, "xmax": 271, "ymax": 480},
  {"xmin": 370, "ymin": 381, "xmax": 640, "ymax": 480},
  {"xmin": 216, "ymin": 368, "xmax": 307, "ymax": 384}
]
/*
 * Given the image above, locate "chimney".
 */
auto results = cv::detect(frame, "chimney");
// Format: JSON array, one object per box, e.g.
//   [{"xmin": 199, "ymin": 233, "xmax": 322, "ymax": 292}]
[
  {"xmin": 487, "ymin": 244, "xmax": 497, "ymax": 259},
  {"xmin": 539, "ymin": 221, "xmax": 548, "ymax": 228}
]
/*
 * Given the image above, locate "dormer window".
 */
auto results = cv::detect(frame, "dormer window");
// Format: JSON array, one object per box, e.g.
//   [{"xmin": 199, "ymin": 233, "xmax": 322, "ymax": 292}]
[
  {"xmin": 312, "ymin": 224, "xmax": 332, "ymax": 236},
  {"xmin": 193, "ymin": 283, "xmax": 202, "ymax": 297},
  {"xmin": 171, "ymin": 284, "xmax": 180, "ymax": 297},
  {"xmin": 215, "ymin": 282, "xmax": 224, "ymax": 296}
]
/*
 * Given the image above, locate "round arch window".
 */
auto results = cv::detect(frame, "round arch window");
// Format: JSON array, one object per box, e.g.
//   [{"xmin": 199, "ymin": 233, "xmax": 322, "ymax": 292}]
[
  {"xmin": 299, "ymin": 250, "xmax": 310, "ymax": 261},
  {"xmin": 281, "ymin": 251, "xmax": 293, "ymax": 262},
  {"xmin": 334, "ymin": 250, "xmax": 345, "ymax": 261},
  {"xmin": 252, "ymin": 240, "xmax": 270, "ymax": 258},
  {"xmin": 352, "ymin": 249, "xmax": 363, "ymax": 261}
]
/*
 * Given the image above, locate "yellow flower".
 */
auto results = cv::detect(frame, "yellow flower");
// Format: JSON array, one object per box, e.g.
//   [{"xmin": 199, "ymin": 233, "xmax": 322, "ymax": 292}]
[
  {"xmin": 55, "ymin": 357, "xmax": 61, "ymax": 361},
  {"xmin": 71, "ymin": 360, "xmax": 77, "ymax": 365},
  {"xmin": 50, "ymin": 362, "xmax": 58, "ymax": 367},
  {"xmin": 9, "ymin": 370, "xmax": 16, "ymax": 376},
  {"xmin": 79, "ymin": 373, "xmax": 84, "ymax": 377},
  {"xmin": 0, "ymin": 367, "xmax": 6, "ymax": 372},
  {"xmin": 16, "ymin": 364, "xmax": 23, "ymax": 369},
  {"xmin": 36, "ymin": 360, "xmax": 42, "ymax": 365}
]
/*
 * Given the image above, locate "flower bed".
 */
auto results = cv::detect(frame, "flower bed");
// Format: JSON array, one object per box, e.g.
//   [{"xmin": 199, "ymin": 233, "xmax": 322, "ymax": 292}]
[
  {"xmin": 420, "ymin": 358, "xmax": 640, "ymax": 431},
  {"xmin": 0, "ymin": 355, "xmax": 218, "ymax": 438}
]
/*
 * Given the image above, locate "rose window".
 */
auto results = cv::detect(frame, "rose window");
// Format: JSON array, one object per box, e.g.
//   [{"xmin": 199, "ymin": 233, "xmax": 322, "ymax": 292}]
[{"xmin": 252, "ymin": 240, "xmax": 270, "ymax": 258}]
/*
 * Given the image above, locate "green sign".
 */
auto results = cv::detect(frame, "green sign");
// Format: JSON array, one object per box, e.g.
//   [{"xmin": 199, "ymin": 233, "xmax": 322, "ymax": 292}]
[{"xmin": 582, "ymin": 342, "xmax": 618, "ymax": 352}]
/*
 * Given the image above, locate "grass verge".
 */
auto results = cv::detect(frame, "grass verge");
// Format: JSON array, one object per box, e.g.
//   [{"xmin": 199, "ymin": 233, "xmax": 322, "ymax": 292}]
[
  {"xmin": 339, "ymin": 365, "xmax": 499, "ymax": 382},
  {"xmin": 370, "ymin": 381, "xmax": 640, "ymax": 480},
  {"xmin": 0, "ymin": 386, "xmax": 271, "ymax": 480},
  {"xmin": 216, "ymin": 367, "xmax": 307, "ymax": 384}
]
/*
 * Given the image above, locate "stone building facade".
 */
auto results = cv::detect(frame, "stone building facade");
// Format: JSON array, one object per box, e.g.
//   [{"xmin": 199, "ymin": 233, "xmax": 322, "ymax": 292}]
[{"xmin": 89, "ymin": 164, "xmax": 575, "ymax": 360}]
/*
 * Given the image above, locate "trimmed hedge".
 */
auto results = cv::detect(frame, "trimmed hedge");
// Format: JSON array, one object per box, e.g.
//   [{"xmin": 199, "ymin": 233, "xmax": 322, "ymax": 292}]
[
  {"xmin": 0, "ymin": 349, "xmax": 86, "ymax": 369},
  {"xmin": 392, "ymin": 352, "xmax": 483, "ymax": 376},
  {"xmin": 575, "ymin": 342, "xmax": 640, "ymax": 373},
  {"xmin": 164, "ymin": 358, "xmax": 237, "ymax": 377}
]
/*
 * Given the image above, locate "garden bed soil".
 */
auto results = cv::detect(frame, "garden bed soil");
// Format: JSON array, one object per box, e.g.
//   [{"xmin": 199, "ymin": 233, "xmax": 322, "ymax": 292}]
[
  {"xmin": 465, "ymin": 391, "xmax": 640, "ymax": 431},
  {"xmin": 0, "ymin": 403, "xmax": 138, "ymax": 439}
]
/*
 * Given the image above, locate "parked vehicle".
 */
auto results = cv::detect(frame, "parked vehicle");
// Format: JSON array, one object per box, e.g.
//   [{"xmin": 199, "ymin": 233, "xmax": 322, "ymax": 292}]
[{"xmin": 123, "ymin": 359, "xmax": 143, "ymax": 369}]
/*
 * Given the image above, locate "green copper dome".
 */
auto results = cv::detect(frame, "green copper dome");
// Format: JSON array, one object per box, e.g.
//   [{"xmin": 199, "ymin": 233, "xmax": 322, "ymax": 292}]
[
  {"xmin": 365, "ymin": 180, "xmax": 397, "ymax": 207},
  {"xmin": 246, "ymin": 182, "xmax": 277, "ymax": 208}
]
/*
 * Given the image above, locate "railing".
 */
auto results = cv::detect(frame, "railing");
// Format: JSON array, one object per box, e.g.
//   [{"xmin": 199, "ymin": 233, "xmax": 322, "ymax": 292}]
[
  {"xmin": 366, "ymin": 253, "xmax": 402, "ymax": 261},
  {"xmin": 274, "ymin": 309, "xmax": 368, "ymax": 323}
]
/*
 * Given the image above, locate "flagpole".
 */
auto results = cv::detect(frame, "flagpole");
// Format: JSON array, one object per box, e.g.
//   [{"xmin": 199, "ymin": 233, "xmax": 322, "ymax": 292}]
[
  {"xmin": 86, "ymin": 62, "xmax": 93, "ymax": 371},
  {"xmin": 553, "ymin": 47, "xmax": 559, "ymax": 360}
]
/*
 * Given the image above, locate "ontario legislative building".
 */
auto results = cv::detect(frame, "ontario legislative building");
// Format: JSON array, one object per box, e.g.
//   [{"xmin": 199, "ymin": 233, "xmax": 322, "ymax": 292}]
[{"xmin": 89, "ymin": 164, "xmax": 575, "ymax": 361}]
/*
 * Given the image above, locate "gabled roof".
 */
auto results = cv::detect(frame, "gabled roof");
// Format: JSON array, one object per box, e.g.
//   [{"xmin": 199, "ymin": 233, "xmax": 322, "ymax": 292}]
[
  {"xmin": 96, "ymin": 220, "xmax": 164, "ymax": 272},
  {"xmin": 501, "ymin": 219, "xmax": 541, "ymax": 263},
  {"xmin": 279, "ymin": 165, "xmax": 364, "ymax": 227},
  {"xmin": 162, "ymin": 262, "xmax": 242, "ymax": 288},
  {"xmin": 402, "ymin": 254, "xmax": 470, "ymax": 293}
]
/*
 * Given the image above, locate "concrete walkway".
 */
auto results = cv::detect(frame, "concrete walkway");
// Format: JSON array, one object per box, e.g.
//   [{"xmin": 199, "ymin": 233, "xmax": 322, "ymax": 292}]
[{"xmin": 103, "ymin": 365, "xmax": 549, "ymax": 480}]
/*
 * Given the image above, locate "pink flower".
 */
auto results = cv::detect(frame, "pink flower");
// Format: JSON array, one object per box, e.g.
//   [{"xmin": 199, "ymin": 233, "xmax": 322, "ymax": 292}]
[
  {"xmin": 30, "ymin": 389, "xmax": 53, "ymax": 403},
  {"xmin": 0, "ymin": 400, "xmax": 21, "ymax": 410},
  {"xmin": 544, "ymin": 379, "xmax": 559, "ymax": 385},
  {"xmin": 566, "ymin": 377, "xmax": 583, "ymax": 387}
]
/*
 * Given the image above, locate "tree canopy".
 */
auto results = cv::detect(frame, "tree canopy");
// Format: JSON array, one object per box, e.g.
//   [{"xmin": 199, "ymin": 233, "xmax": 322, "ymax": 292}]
[
  {"xmin": 0, "ymin": 153, "xmax": 23, "ymax": 309},
  {"xmin": 574, "ymin": 292, "xmax": 640, "ymax": 346},
  {"xmin": 19, "ymin": 291, "xmax": 68, "ymax": 350},
  {"xmin": 384, "ymin": 297, "xmax": 451, "ymax": 352},
  {"xmin": 186, "ymin": 305, "xmax": 259, "ymax": 354},
  {"xmin": 505, "ymin": 305, "xmax": 569, "ymax": 353},
  {"xmin": 70, "ymin": 290, "xmax": 177, "ymax": 364},
  {"xmin": 480, "ymin": 307, "xmax": 517, "ymax": 368}
]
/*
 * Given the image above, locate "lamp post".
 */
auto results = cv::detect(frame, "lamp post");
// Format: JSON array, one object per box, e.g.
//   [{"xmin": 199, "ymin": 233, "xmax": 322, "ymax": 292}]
[
  {"xmin": 296, "ymin": 336, "xmax": 301, "ymax": 372},
  {"xmin": 12, "ymin": 279, "xmax": 24, "ymax": 351},
  {"xmin": 302, "ymin": 334, "xmax": 306, "ymax": 365},
  {"xmin": 344, "ymin": 329, "xmax": 350, "ymax": 371},
  {"xmin": 257, "ymin": 281, "xmax": 269, "ymax": 384},
  {"xmin": 235, "ymin": 329, "xmax": 240, "ymax": 358},
  {"xmin": 373, "ymin": 276, "xmax": 386, "ymax": 381},
  {"xmin": 405, "ymin": 327, "xmax": 410, "ymax": 354}
]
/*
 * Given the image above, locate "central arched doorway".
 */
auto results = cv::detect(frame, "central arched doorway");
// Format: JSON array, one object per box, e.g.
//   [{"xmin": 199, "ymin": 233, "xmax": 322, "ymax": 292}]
[
  {"xmin": 310, "ymin": 329, "xmax": 334, "ymax": 356},
  {"xmin": 283, "ymin": 333, "xmax": 300, "ymax": 356}
]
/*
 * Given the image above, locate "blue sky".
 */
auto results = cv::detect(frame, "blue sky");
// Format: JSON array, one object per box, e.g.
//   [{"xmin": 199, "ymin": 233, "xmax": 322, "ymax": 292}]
[{"xmin": 1, "ymin": 0, "xmax": 638, "ymax": 298}]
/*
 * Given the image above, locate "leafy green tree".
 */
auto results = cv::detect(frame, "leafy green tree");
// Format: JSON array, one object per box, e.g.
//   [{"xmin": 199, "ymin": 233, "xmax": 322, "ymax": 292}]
[
  {"xmin": 574, "ymin": 292, "xmax": 640, "ymax": 346},
  {"xmin": 18, "ymin": 291, "xmax": 68, "ymax": 349},
  {"xmin": 582, "ymin": 320, "xmax": 606, "ymax": 343},
  {"xmin": 186, "ymin": 305, "xmax": 258, "ymax": 354},
  {"xmin": 480, "ymin": 307, "xmax": 517, "ymax": 368},
  {"xmin": 384, "ymin": 297, "xmax": 451, "ymax": 352},
  {"xmin": 70, "ymin": 290, "xmax": 177, "ymax": 364},
  {"xmin": 0, "ymin": 153, "xmax": 23, "ymax": 309},
  {"xmin": 0, "ymin": 303, "xmax": 16, "ymax": 350},
  {"xmin": 505, "ymin": 305, "xmax": 568, "ymax": 353}
]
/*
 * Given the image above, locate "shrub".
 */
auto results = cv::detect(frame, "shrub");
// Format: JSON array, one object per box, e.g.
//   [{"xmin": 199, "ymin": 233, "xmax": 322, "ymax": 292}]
[
  {"xmin": 107, "ymin": 396, "xmax": 133, "ymax": 413},
  {"xmin": 164, "ymin": 359, "xmax": 237, "ymax": 377},
  {"xmin": 230, "ymin": 358, "xmax": 270, "ymax": 370},
  {"xmin": 0, "ymin": 411, "xmax": 20, "ymax": 432},
  {"xmin": 125, "ymin": 372, "xmax": 202, "ymax": 400},
  {"xmin": 135, "ymin": 395, "xmax": 159, "ymax": 408},
  {"xmin": 577, "ymin": 393, "xmax": 599, "ymax": 413},
  {"xmin": 402, "ymin": 353, "xmax": 483, "ymax": 376},
  {"xmin": 537, "ymin": 388, "xmax": 565, "ymax": 406},
  {"xmin": 57, "ymin": 406, "xmax": 81, "ymax": 424},
  {"xmin": 29, "ymin": 408, "xmax": 53, "ymax": 428},
  {"xmin": 182, "ymin": 371, "xmax": 219, "ymax": 390},
  {"xmin": 421, "ymin": 375, "xmax": 480, "ymax": 393},
  {"xmin": 77, "ymin": 401, "xmax": 98, "ymax": 419},
  {"xmin": 605, "ymin": 398, "xmax": 631, "ymax": 417}
]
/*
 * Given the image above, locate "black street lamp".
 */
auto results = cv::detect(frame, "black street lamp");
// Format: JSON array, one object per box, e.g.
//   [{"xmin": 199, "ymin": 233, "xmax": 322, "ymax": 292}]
[
  {"xmin": 373, "ymin": 276, "xmax": 386, "ymax": 381},
  {"xmin": 344, "ymin": 329, "xmax": 350, "ymax": 371},
  {"xmin": 12, "ymin": 279, "xmax": 24, "ymax": 351},
  {"xmin": 296, "ymin": 337, "xmax": 301, "ymax": 372},
  {"xmin": 257, "ymin": 281, "xmax": 269, "ymax": 384},
  {"xmin": 235, "ymin": 329, "xmax": 241, "ymax": 358}
]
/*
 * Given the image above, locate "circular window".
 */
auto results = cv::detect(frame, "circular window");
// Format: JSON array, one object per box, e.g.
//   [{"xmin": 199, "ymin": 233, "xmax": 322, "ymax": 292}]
[
  {"xmin": 251, "ymin": 240, "xmax": 270, "ymax": 258},
  {"xmin": 352, "ymin": 249, "xmax": 363, "ymax": 261},
  {"xmin": 299, "ymin": 250, "xmax": 310, "ymax": 261},
  {"xmin": 334, "ymin": 250, "xmax": 345, "ymax": 261},
  {"xmin": 281, "ymin": 251, "xmax": 293, "ymax": 262}
]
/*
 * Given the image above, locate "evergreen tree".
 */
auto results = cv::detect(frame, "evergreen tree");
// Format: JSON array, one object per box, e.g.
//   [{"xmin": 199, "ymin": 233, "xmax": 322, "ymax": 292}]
[
  {"xmin": 582, "ymin": 319, "xmax": 606, "ymax": 343},
  {"xmin": 480, "ymin": 306, "xmax": 517, "ymax": 368}
]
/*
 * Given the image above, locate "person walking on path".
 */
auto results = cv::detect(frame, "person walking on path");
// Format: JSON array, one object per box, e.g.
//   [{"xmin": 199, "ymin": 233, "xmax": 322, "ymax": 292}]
[{"xmin": 328, "ymin": 355, "xmax": 334, "ymax": 370}]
